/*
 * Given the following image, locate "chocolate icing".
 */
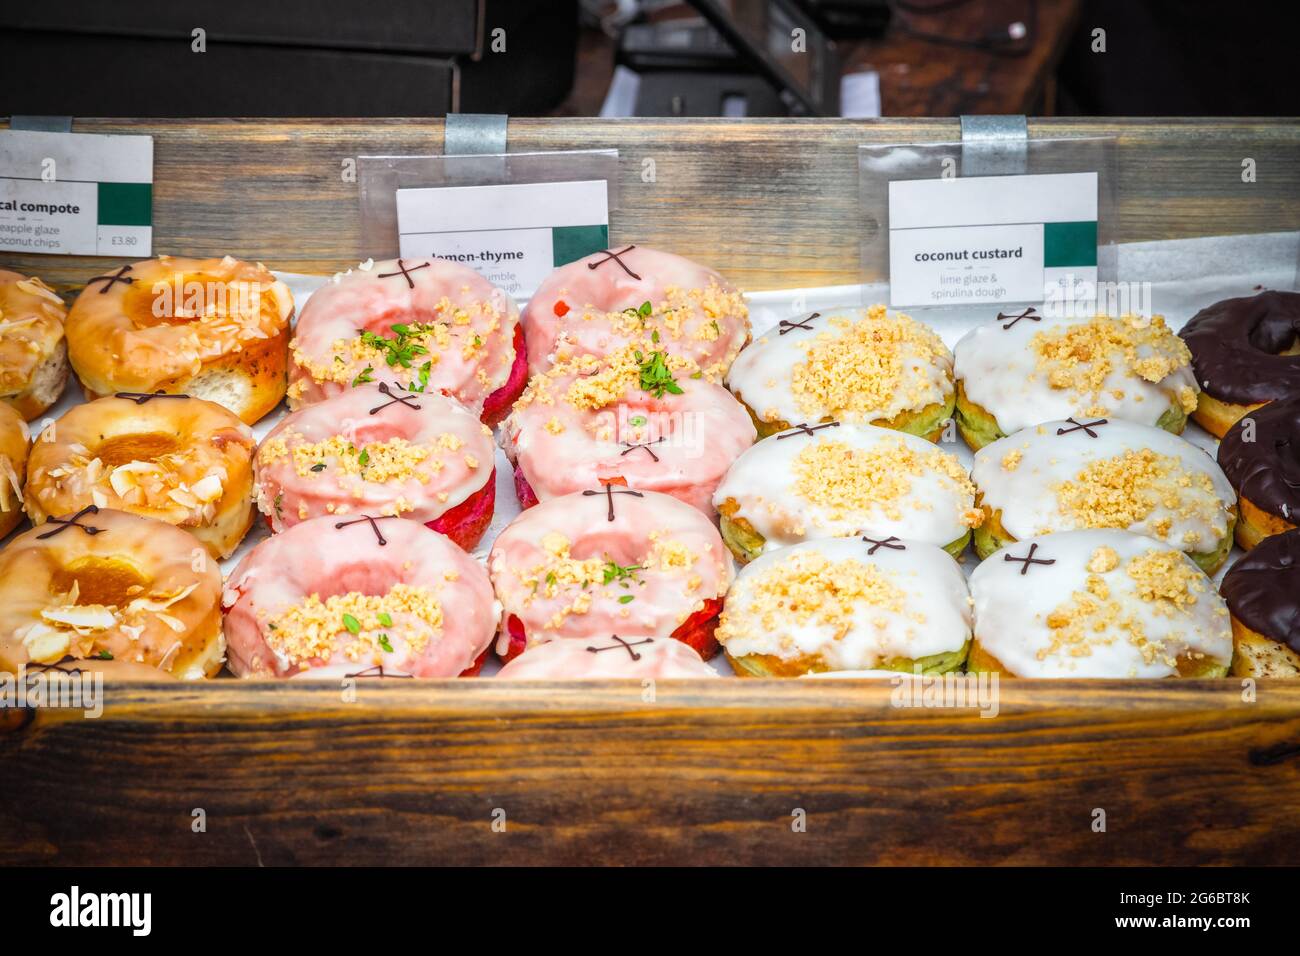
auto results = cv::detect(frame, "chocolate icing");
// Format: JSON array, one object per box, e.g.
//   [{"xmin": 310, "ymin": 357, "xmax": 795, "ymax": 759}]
[
  {"xmin": 1179, "ymin": 290, "xmax": 1300, "ymax": 404},
  {"xmin": 1218, "ymin": 395, "xmax": 1300, "ymax": 521},
  {"xmin": 376, "ymin": 259, "xmax": 430, "ymax": 289},
  {"xmin": 587, "ymin": 246, "xmax": 640, "ymax": 280},
  {"xmin": 1220, "ymin": 528, "xmax": 1300, "ymax": 652}
]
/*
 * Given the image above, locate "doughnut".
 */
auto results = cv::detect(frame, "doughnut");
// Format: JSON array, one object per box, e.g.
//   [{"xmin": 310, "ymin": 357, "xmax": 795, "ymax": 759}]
[
  {"xmin": 1217, "ymin": 396, "xmax": 1300, "ymax": 548},
  {"xmin": 488, "ymin": 488, "xmax": 733, "ymax": 661},
  {"xmin": 25, "ymin": 394, "xmax": 256, "ymax": 560},
  {"xmin": 0, "ymin": 403, "xmax": 29, "ymax": 539},
  {"xmin": 727, "ymin": 305, "xmax": 954, "ymax": 441},
  {"xmin": 1219, "ymin": 528, "xmax": 1300, "ymax": 677},
  {"xmin": 0, "ymin": 507, "xmax": 224, "ymax": 678},
  {"xmin": 64, "ymin": 256, "xmax": 294, "ymax": 426},
  {"xmin": 712, "ymin": 421, "xmax": 981, "ymax": 564},
  {"xmin": 287, "ymin": 257, "xmax": 524, "ymax": 425},
  {"xmin": 222, "ymin": 515, "xmax": 496, "ymax": 678},
  {"xmin": 501, "ymin": 344, "xmax": 756, "ymax": 514},
  {"xmin": 0, "ymin": 270, "xmax": 69, "ymax": 420},
  {"xmin": 967, "ymin": 529, "xmax": 1232, "ymax": 678},
  {"xmin": 717, "ymin": 537, "xmax": 971, "ymax": 677},
  {"xmin": 953, "ymin": 309, "xmax": 1198, "ymax": 450},
  {"xmin": 972, "ymin": 418, "xmax": 1237, "ymax": 573},
  {"xmin": 1179, "ymin": 290, "xmax": 1300, "ymax": 438},
  {"xmin": 254, "ymin": 383, "xmax": 496, "ymax": 551},
  {"xmin": 496, "ymin": 632, "xmax": 719, "ymax": 679},
  {"xmin": 521, "ymin": 245, "xmax": 749, "ymax": 378}
]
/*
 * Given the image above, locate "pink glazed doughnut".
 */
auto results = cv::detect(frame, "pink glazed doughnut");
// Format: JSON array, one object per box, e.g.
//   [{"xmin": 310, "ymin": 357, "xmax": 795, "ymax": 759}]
[
  {"xmin": 521, "ymin": 245, "xmax": 750, "ymax": 379},
  {"xmin": 288, "ymin": 257, "xmax": 525, "ymax": 425},
  {"xmin": 488, "ymin": 488, "xmax": 734, "ymax": 662},
  {"xmin": 222, "ymin": 515, "xmax": 497, "ymax": 678},
  {"xmin": 497, "ymin": 633, "xmax": 719, "ymax": 679},
  {"xmin": 501, "ymin": 345, "xmax": 756, "ymax": 514},
  {"xmin": 254, "ymin": 383, "xmax": 496, "ymax": 551}
]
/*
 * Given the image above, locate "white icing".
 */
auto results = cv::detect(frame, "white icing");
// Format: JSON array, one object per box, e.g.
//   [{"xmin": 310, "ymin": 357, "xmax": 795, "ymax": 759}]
[
  {"xmin": 725, "ymin": 306, "xmax": 953, "ymax": 426},
  {"xmin": 972, "ymin": 419, "xmax": 1236, "ymax": 552},
  {"xmin": 968, "ymin": 529, "xmax": 1232, "ymax": 678},
  {"xmin": 712, "ymin": 422, "xmax": 976, "ymax": 551},
  {"xmin": 717, "ymin": 537, "xmax": 971, "ymax": 671},
  {"xmin": 954, "ymin": 310, "xmax": 1198, "ymax": 434}
]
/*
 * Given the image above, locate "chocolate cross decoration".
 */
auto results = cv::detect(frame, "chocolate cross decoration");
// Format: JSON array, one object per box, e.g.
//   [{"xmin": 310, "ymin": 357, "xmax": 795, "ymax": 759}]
[
  {"xmin": 998, "ymin": 307, "xmax": 1041, "ymax": 330},
  {"xmin": 586, "ymin": 634, "xmax": 654, "ymax": 661},
  {"xmin": 37, "ymin": 505, "xmax": 103, "ymax": 540},
  {"xmin": 25, "ymin": 658, "xmax": 87, "ymax": 676},
  {"xmin": 587, "ymin": 245, "xmax": 641, "ymax": 280},
  {"xmin": 583, "ymin": 485, "xmax": 645, "ymax": 522},
  {"xmin": 334, "ymin": 514, "xmax": 396, "ymax": 545},
  {"xmin": 368, "ymin": 381, "xmax": 422, "ymax": 415},
  {"xmin": 779, "ymin": 312, "xmax": 819, "ymax": 335},
  {"xmin": 1004, "ymin": 542, "xmax": 1055, "ymax": 575},
  {"xmin": 114, "ymin": 390, "xmax": 190, "ymax": 405},
  {"xmin": 345, "ymin": 664, "xmax": 414, "ymax": 680},
  {"xmin": 862, "ymin": 535, "xmax": 905, "ymax": 555},
  {"xmin": 620, "ymin": 437, "xmax": 665, "ymax": 462},
  {"xmin": 86, "ymin": 264, "xmax": 134, "ymax": 294},
  {"xmin": 1056, "ymin": 417, "xmax": 1108, "ymax": 438},
  {"xmin": 776, "ymin": 421, "xmax": 841, "ymax": 439},
  {"xmin": 377, "ymin": 258, "xmax": 431, "ymax": 289}
]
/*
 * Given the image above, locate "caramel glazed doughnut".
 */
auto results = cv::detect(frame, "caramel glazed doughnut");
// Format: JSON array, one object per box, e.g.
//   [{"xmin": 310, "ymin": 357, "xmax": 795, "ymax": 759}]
[
  {"xmin": 1220, "ymin": 528, "xmax": 1300, "ymax": 677},
  {"xmin": 712, "ymin": 421, "xmax": 982, "ymax": 564},
  {"xmin": 25, "ymin": 394, "xmax": 256, "ymax": 560},
  {"xmin": 1179, "ymin": 290, "xmax": 1300, "ymax": 438},
  {"xmin": 521, "ymin": 244, "xmax": 750, "ymax": 379},
  {"xmin": 64, "ymin": 256, "xmax": 294, "ymax": 426},
  {"xmin": 222, "ymin": 515, "xmax": 498, "ymax": 678},
  {"xmin": 727, "ymin": 305, "xmax": 955, "ymax": 442},
  {"xmin": 488, "ymin": 488, "xmax": 734, "ymax": 662},
  {"xmin": 953, "ymin": 308, "xmax": 1199, "ymax": 450},
  {"xmin": 502, "ymin": 342, "xmax": 756, "ymax": 515},
  {"xmin": 0, "ymin": 270, "xmax": 69, "ymax": 420},
  {"xmin": 1217, "ymin": 396, "xmax": 1300, "ymax": 549},
  {"xmin": 968, "ymin": 529, "xmax": 1232, "ymax": 678},
  {"xmin": 972, "ymin": 418, "xmax": 1237, "ymax": 574},
  {"xmin": 717, "ymin": 537, "xmax": 972, "ymax": 678},
  {"xmin": 0, "ymin": 403, "xmax": 30, "ymax": 539},
  {"xmin": 287, "ymin": 257, "xmax": 526, "ymax": 426},
  {"xmin": 0, "ymin": 508, "xmax": 224, "ymax": 678}
]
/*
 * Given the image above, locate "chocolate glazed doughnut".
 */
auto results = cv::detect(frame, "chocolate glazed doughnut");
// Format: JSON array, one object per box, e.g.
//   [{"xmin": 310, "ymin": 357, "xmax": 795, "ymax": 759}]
[
  {"xmin": 1179, "ymin": 290, "xmax": 1300, "ymax": 437},
  {"xmin": 1217, "ymin": 396, "xmax": 1300, "ymax": 549},
  {"xmin": 1220, "ymin": 528, "xmax": 1300, "ymax": 677}
]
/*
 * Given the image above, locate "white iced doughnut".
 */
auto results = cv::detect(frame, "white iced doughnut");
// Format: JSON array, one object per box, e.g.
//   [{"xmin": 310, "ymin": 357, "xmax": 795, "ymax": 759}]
[
  {"xmin": 712, "ymin": 421, "xmax": 981, "ymax": 560},
  {"xmin": 496, "ymin": 633, "xmax": 719, "ymax": 679},
  {"xmin": 521, "ymin": 244, "xmax": 749, "ymax": 378},
  {"xmin": 222, "ymin": 515, "xmax": 497, "ymax": 678},
  {"xmin": 972, "ymin": 418, "xmax": 1236, "ymax": 564},
  {"xmin": 968, "ymin": 529, "xmax": 1233, "ymax": 678},
  {"xmin": 501, "ymin": 344, "xmax": 756, "ymax": 514},
  {"xmin": 726, "ymin": 305, "xmax": 954, "ymax": 438},
  {"xmin": 488, "ymin": 488, "xmax": 733, "ymax": 661},
  {"xmin": 254, "ymin": 383, "xmax": 495, "ymax": 549},
  {"xmin": 953, "ymin": 309, "xmax": 1199, "ymax": 442},
  {"xmin": 717, "ymin": 537, "xmax": 972, "ymax": 677}
]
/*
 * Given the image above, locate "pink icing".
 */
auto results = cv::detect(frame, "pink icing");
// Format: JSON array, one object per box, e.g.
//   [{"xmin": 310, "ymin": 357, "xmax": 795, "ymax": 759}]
[{"xmin": 496, "ymin": 634, "xmax": 719, "ymax": 679}]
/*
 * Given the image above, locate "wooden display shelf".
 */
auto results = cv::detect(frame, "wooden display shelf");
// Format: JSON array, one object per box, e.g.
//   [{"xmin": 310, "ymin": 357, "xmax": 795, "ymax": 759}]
[{"xmin": 2, "ymin": 117, "xmax": 1299, "ymax": 866}]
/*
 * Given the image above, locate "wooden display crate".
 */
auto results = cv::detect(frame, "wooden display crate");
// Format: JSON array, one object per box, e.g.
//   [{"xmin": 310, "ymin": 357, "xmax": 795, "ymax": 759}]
[{"xmin": 2, "ymin": 117, "xmax": 1299, "ymax": 866}]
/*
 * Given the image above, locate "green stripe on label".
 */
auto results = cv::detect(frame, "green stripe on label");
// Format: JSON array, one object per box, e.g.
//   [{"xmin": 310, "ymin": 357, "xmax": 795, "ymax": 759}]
[
  {"xmin": 552, "ymin": 224, "xmax": 608, "ymax": 267},
  {"xmin": 1044, "ymin": 220, "xmax": 1097, "ymax": 268},
  {"xmin": 97, "ymin": 182, "xmax": 152, "ymax": 227}
]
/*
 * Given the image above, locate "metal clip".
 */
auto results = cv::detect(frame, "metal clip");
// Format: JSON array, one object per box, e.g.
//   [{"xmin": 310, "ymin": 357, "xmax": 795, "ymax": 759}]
[
  {"xmin": 444, "ymin": 113, "xmax": 508, "ymax": 156},
  {"xmin": 9, "ymin": 116, "xmax": 73, "ymax": 133},
  {"xmin": 960, "ymin": 114, "xmax": 1028, "ymax": 177}
]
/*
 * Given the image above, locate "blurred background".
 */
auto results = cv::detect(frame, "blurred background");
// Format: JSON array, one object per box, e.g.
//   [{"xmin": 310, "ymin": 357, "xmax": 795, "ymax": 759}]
[{"xmin": 2, "ymin": 0, "xmax": 1296, "ymax": 118}]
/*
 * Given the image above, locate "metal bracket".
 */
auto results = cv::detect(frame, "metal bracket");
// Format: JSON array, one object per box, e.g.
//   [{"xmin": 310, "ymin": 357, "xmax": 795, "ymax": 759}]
[
  {"xmin": 444, "ymin": 113, "xmax": 508, "ymax": 156},
  {"xmin": 9, "ymin": 116, "xmax": 73, "ymax": 133},
  {"xmin": 960, "ymin": 114, "xmax": 1028, "ymax": 177}
]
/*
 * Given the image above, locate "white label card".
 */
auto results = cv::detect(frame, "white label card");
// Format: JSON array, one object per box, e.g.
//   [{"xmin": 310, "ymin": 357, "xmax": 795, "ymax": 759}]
[
  {"xmin": 396, "ymin": 179, "xmax": 610, "ymax": 297},
  {"xmin": 0, "ymin": 129, "xmax": 153, "ymax": 256},
  {"xmin": 887, "ymin": 171, "xmax": 1098, "ymax": 308}
]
